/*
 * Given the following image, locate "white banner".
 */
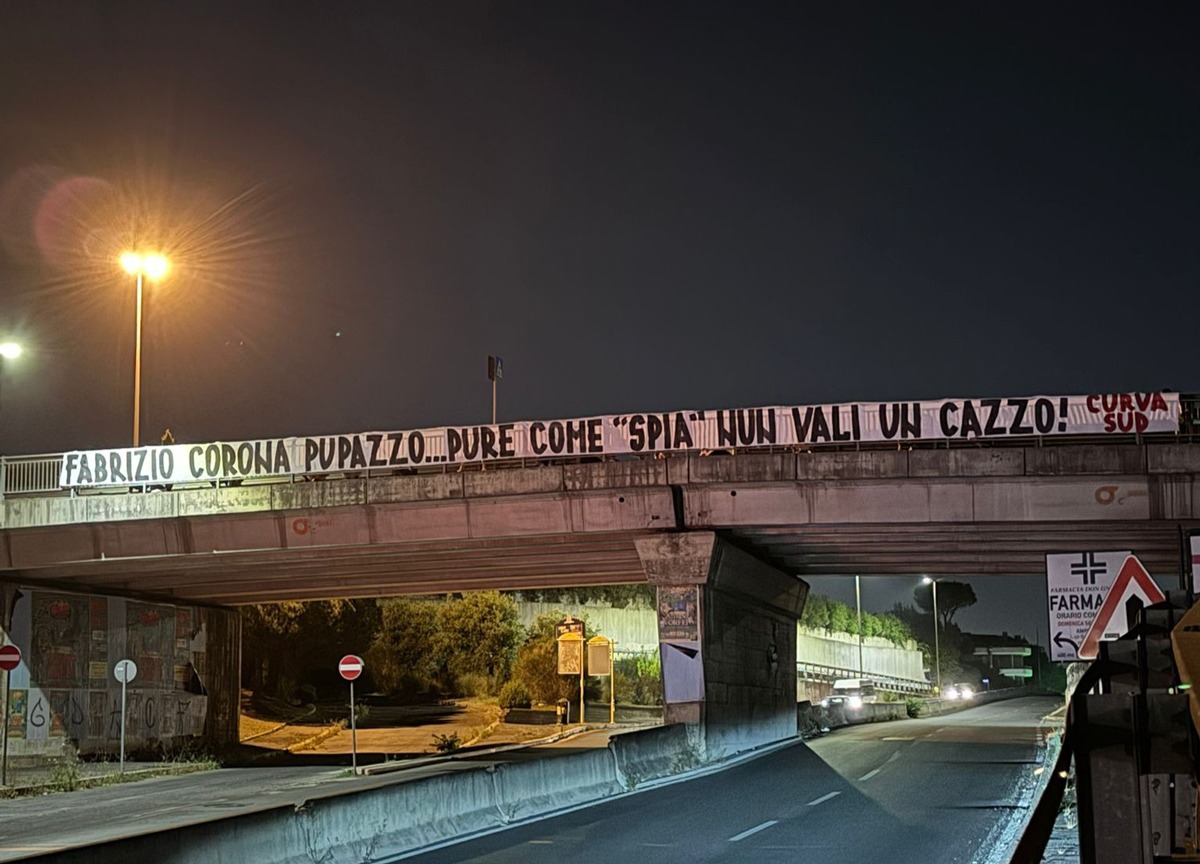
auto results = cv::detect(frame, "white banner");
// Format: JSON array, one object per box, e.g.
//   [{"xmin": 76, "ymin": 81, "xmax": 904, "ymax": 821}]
[{"xmin": 59, "ymin": 391, "xmax": 1180, "ymax": 488}]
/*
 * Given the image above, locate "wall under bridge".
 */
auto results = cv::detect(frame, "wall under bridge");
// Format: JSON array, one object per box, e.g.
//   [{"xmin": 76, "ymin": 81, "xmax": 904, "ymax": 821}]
[{"xmin": 0, "ymin": 584, "xmax": 240, "ymax": 760}]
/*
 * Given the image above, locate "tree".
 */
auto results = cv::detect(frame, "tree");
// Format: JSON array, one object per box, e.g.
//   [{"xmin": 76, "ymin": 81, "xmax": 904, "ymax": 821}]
[
  {"xmin": 913, "ymin": 580, "xmax": 977, "ymax": 631},
  {"xmin": 367, "ymin": 598, "xmax": 441, "ymax": 694},
  {"xmin": 435, "ymin": 592, "xmax": 523, "ymax": 688}
]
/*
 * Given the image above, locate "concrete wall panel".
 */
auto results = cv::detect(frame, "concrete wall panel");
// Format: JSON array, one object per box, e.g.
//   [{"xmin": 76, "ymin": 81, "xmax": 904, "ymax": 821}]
[
  {"xmin": 972, "ymin": 478, "xmax": 1150, "ymax": 521},
  {"xmin": 1147, "ymin": 444, "xmax": 1200, "ymax": 473},
  {"xmin": 366, "ymin": 473, "xmax": 464, "ymax": 503},
  {"xmin": 688, "ymin": 453, "xmax": 795, "ymax": 483},
  {"xmin": 464, "ymin": 466, "xmax": 563, "ymax": 498},
  {"xmin": 796, "ymin": 451, "xmax": 908, "ymax": 480},
  {"xmin": 98, "ymin": 520, "xmax": 186, "ymax": 559},
  {"xmin": 572, "ymin": 489, "xmax": 675, "ymax": 533},
  {"xmin": 8, "ymin": 526, "xmax": 95, "ymax": 567},
  {"xmin": 564, "ymin": 460, "xmax": 667, "ymax": 490},
  {"xmin": 282, "ymin": 509, "xmax": 371, "ymax": 549},
  {"xmin": 187, "ymin": 513, "xmax": 282, "ymax": 554},
  {"xmin": 1025, "ymin": 445, "xmax": 1145, "ymax": 476},
  {"xmin": 927, "ymin": 482, "xmax": 976, "ymax": 521},
  {"xmin": 369, "ymin": 501, "xmax": 470, "ymax": 543},
  {"xmin": 909, "ymin": 449, "xmax": 1025, "ymax": 477},
  {"xmin": 466, "ymin": 495, "xmax": 572, "ymax": 538},
  {"xmin": 174, "ymin": 485, "xmax": 274, "ymax": 517},
  {"xmin": 270, "ymin": 480, "xmax": 366, "ymax": 510}
]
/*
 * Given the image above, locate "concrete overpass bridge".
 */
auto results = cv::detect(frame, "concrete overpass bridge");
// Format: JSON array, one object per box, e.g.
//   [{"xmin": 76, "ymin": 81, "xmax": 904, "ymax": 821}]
[
  {"xmin": 0, "ymin": 391, "xmax": 1195, "ymax": 760},
  {"xmin": 0, "ymin": 441, "xmax": 1196, "ymax": 604}
]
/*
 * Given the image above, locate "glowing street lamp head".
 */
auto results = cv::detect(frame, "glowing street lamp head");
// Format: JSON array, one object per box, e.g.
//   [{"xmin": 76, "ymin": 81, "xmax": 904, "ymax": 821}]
[
  {"xmin": 0, "ymin": 342, "xmax": 20, "ymax": 360},
  {"xmin": 142, "ymin": 253, "xmax": 169, "ymax": 280},
  {"xmin": 120, "ymin": 252, "xmax": 170, "ymax": 280},
  {"xmin": 922, "ymin": 576, "xmax": 933, "ymax": 585}
]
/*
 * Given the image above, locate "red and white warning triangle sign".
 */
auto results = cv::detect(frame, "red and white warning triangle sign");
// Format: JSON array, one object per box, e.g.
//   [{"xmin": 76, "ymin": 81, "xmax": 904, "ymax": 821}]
[{"xmin": 1078, "ymin": 554, "xmax": 1164, "ymax": 659}]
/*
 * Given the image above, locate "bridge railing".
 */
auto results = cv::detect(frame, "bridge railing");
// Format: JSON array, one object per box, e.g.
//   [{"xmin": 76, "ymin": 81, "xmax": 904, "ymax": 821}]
[{"xmin": 3, "ymin": 393, "xmax": 1198, "ymax": 498}]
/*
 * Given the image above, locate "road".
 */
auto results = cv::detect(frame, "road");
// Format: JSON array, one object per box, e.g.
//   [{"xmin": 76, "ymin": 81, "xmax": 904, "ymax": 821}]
[{"xmin": 401, "ymin": 696, "xmax": 1060, "ymax": 864}]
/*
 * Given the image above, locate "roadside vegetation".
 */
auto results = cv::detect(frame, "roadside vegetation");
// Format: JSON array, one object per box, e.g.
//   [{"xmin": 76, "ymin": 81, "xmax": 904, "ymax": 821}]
[{"xmin": 241, "ymin": 589, "xmax": 663, "ymax": 715}]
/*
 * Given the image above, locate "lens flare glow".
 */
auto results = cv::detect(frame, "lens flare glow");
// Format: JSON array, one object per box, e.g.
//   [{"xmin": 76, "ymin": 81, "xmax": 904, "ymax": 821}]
[
  {"xmin": 120, "ymin": 252, "xmax": 142, "ymax": 274},
  {"xmin": 0, "ymin": 342, "xmax": 21, "ymax": 360}
]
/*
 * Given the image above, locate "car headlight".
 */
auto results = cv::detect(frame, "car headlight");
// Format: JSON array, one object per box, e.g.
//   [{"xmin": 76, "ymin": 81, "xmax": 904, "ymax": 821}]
[
  {"xmin": 820, "ymin": 699, "xmax": 829, "ymax": 707},
  {"xmin": 942, "ymin": 688, "xmax": 959, "ymax": 700},
  {"xmin": 848, "ymin": 695, "xmax": 863, "ymax": 710},
  {"xmin": 959, "ymin": 687, "xmax": 974, "ymax": 699}
]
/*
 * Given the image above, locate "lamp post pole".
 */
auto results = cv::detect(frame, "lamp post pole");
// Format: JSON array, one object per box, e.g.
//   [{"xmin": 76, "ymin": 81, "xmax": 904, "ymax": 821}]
[
  {"xmin": 931, "ymin": 580, "xmax": 941, "ymax": 694},
  {"xmin": 855, "ymin": 574, "xmax": 864, "ymax": 678},
  {"xmin": 922, "ymin": 576, "xmax": 941, "ymax": 694},
  {"xmin": 121, "ymin": 252, "xmax": 168, "ymax": 448},
  {"xmin": 133, "ymin": 271, "xmax": 144, "ymax": 447}
]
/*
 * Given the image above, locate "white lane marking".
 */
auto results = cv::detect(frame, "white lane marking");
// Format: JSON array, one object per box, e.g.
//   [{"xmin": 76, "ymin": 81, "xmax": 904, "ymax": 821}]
[
  {"xmin": 729, "ymin": 820, "xmax": 778, "ymax": 842},
  {"xmin": 858, "ymin": 768, "xmax": 881, "ymax": 781},
  {"xmin": 806, "ymin": 791, "xmax": 841, "ymax": 806},
  {"xmin": 886, "ymin": 751, "xmax": 901, "ymax": 763},
  {"xmin": 881, "ymin": 736, "xmax": 914, "ymax": 741}
]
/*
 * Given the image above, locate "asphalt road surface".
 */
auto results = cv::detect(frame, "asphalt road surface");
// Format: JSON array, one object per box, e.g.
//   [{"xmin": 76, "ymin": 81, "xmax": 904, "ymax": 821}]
[{"xmin": 401, "ymin": 696, "xmax": 1060, "ymax": 864}]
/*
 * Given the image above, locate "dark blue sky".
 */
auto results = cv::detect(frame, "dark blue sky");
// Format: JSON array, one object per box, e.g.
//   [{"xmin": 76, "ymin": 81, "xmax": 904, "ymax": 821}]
[
  {"xmin": 0, "ymin": 2, "xmax": 1195, "ymax": 456},
  {"xmin": 2, "ymin": 3, "xmax": 1194, "ymax": 639}
]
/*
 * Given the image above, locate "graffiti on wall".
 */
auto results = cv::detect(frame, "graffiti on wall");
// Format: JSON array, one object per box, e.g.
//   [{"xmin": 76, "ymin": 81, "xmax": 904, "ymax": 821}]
[{"xmin": 12, "ymin": 590, "xmax": 210, "ymax": 749}]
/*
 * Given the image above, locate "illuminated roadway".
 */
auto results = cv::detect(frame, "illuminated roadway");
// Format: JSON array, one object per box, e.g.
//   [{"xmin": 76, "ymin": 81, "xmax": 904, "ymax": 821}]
[{"xmin": 402, "ymin": 697, "xmax": 1060, "ymax": 864}]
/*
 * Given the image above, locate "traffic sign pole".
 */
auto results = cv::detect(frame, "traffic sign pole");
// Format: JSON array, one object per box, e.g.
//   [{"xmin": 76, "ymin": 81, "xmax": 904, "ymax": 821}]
[
  {"xmin": 338, "ymin": 654, "xmax": 364, "ymax": 774},
  {"xmin": 0, "ymin": 643, "xmax": 22, "ymax": 787},
  {"xmin": 1, "ymin": 669, "xmax": 10, "ymax": 786},
  {"xmin": 113, "ymin": 659, "xmax": 138, "ymax": 774},
  {"xmin": 349, "ymin": 680, "xmax": 358, "ymax": 773}
]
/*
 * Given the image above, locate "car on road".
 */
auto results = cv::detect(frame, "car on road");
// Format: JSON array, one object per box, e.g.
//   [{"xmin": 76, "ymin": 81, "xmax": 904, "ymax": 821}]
[{"xmin": 942, "ymin": 682, "xmax": 976, "ymax": 701}]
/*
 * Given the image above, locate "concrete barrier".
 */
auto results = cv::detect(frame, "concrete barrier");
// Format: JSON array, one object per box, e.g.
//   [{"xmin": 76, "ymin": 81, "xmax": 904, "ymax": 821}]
[
  {"xmin": 494, "ymin": 747, "xmax": 624, "ymax": 822},
  {"xmin": 31, "ymin": 725, "xmax": 714, "ymax": 864},
  {"xmin": 611, "ymin": 723, "xmax": 698, "ymax": 787}
]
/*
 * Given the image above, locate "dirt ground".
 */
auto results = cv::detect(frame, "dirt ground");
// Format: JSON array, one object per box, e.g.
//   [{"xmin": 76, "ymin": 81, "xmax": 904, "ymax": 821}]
[{"xmin": 239, "ymin": 696, "xmax": 559, "ymax": 759}]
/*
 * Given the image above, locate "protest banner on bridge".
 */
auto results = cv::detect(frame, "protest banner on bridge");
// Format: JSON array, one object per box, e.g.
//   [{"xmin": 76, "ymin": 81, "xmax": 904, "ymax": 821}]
[{"xmin": 59, "ymin": 391, "xmax": 1180, "ymax": 488}]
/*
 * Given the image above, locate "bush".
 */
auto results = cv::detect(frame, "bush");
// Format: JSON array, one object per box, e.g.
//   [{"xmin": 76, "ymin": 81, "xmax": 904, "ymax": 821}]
[
  {"xmin": 432, "ymin": 732, "xmax": 462, "ymax": 753},
  {"xmin": 498, "ymin": 680, "xmax": 532, "ymax": 709},
  {"xmin": 905, "ymin": 697, "xmax": 923, "ymax": 718},
  {"xmin": 614, "ymin": 653, "xmax": 662, "ymax": 705}
]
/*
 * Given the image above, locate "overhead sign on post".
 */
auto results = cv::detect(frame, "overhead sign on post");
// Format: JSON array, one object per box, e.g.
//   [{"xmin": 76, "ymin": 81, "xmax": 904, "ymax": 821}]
[
  {"xmin": 57, "ymin": 391, "xmax": 1181, "ymax": 488},
  {"xmin": 1046, "ymin": 550, "xmax": 1131, "ymax": 661},
  {"xmin": 1078, "ymin": 555, "xmax": 1165, "ymax": 659}
]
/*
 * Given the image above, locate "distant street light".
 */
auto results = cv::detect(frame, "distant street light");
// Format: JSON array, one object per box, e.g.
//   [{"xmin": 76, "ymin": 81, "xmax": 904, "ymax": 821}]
[
  {"xmin": 922, "ymin": 576, "xmax": 942, "ymax": 695},
  {"xmin": 0, "ymin": 341, "xmax": 20, "ymax": 454},
  {"xmin": 120, "ymin": 252, "xmax": 170, "ymax": 446}
]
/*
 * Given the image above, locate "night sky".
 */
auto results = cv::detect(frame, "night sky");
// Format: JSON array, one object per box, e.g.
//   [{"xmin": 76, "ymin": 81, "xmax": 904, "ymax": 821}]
[{"xmin": 1, "ymin": 3, "xmax": 1196, "ymax": 638}]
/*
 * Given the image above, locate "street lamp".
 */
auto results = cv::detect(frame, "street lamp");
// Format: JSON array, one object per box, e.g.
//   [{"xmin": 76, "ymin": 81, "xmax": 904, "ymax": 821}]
[
  {"xmin": 922, "ymin": 576, "xmax": 942, "ymax": 695},
  {"xmin": 120, "ymin": 252, "xmax": 170, "ymax": 446},
  {"xmin": 0, "ymin": 342, "xmax": 20, "ymax": 453}
]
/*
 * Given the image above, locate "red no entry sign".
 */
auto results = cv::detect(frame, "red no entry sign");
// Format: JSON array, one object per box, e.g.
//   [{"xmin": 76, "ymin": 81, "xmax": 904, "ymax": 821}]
[
  {"xmin": 339, "ymin": 654, "xmax": 364, "ymax": 681},
  {"xmin": 0, "ymin": 644, "xmax": 20, "ymax": 672}
]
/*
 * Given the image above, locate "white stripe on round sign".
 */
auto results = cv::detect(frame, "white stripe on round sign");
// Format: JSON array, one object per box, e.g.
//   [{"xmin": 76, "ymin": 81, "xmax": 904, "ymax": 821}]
[{"xmin": 339, "ymin": 654, "xmax": 364, "ymax": 681}]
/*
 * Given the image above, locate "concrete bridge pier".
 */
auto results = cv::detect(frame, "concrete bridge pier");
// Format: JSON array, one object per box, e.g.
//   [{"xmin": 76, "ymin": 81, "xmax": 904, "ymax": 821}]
[{"xmin": 635, "ymin": 532, "xmax": 809, "ymax": 760}]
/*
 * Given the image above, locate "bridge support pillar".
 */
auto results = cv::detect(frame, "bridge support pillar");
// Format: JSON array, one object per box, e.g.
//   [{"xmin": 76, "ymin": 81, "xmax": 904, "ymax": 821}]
[{"xmin": 635, "ymin": 532, "xmax": 808, "ymax": 760}]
